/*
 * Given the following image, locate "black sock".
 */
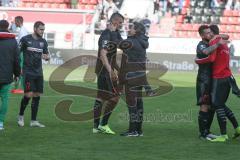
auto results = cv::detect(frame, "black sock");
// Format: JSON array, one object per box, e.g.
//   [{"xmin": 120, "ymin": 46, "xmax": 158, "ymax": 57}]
[
  {"xmin": 101, "ymin": 99, "xmax": 118, "ymax": 126},
  {"xmin": 128, "ymin": 106, "xmax": 138, "ymax": 132},
  {"xmin": 224, "ymin": 105, "xmax": 239, "ymax": 129},
  {"xmin": 31, "ymin": 97, "xmax": 40, "ymax": 121},
  {"xmin": 19, "ymin": 96, "xmax": 30, "ymax": 116},
  {"xmin": 216, "ymin": 108, "xmax": 227, "ymax": 135},
  {"xmin": 228, "ymin": 76, "xmax": 240, "ymax": 95},
  {"xmin": 206, "ymin": 108, "xmax": 215, "ymax": 133},
  {"xmin": 136, "ymin": 99, "xmax": 143, "ymax": 133},
  {"xmin": 198, "ymin": 111, "xmax": 209, "ymax": 136},
  {"xmin": 93, "ymin": 100, "xmax": 103, "ymax": 128}
]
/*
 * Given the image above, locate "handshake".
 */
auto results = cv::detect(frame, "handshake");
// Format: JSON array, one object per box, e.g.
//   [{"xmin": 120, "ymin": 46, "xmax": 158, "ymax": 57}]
[{"xmin": 106, "ymin": 40, "xmax": 133, "ymax": 51}]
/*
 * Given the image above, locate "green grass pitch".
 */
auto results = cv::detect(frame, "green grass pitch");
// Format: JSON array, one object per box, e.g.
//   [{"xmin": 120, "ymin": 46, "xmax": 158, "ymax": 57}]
[{"xmin": 0, "ymin": 65, "xmax": 240, "ymax": 160}]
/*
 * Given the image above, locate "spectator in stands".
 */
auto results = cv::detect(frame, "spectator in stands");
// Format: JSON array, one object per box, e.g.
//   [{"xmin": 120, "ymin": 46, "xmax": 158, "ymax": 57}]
[
  {"xmin": 159, "ymin": 0, "xmax": 168, "ymax": 16},
  {"xmin": 171, "ymin": 0, "xmax": 180, "ymax": 16},
  {"xmin": 99, "ymin": 14, "xmax": 107, "ymax": 31},
  {"xmin": 211, "ymin": 0, "xmax": 220, "ymax": 8},
  {"xmin": 106, "ymin": 6, "xmax": 115, "ymax": 20},
  {"xmin": 153, "ymin": 0, "xmax": 160, "ymax": 14},
  {"xmin": 229, "ymin": 42, "xmax": 235, "ymax": 57},
  {"xmin": 1, "ymin": 0, "xmax": 10, "ymax": 6},
  {"xmin": 234, "ymin": 0, "xmax": 240, "ymax": 10},
  {"xmin": 0, "ymin": 20, "xmax": 20, "ymax": 130},
  {"xmin": 71, "ymin": 0, "xmax": 78, "ymax": 9},
  {"xmin": 103, "ymin": 0, "xmax": 119, "ymax": 20},
  {"xmin": 140, "ymin": 14, "xmax": 151, "ymax": 35},
  {"xmin": 183, "ymin": 8, "xmax": 193, "ymax": 23},
  {"xmin": 122, "ymin": 13, "xmax": 130, "ymax": 36},
  {"xmin": 178, "ymin": 0, "xmax": 185, "ymax": 14},
  {"xmin": 14, "ymin": 16, "xmax": 29, "ymax": 43},
  {"xmin": 225, "ymin": 0, "xmax": 234, "ymax": 9}
]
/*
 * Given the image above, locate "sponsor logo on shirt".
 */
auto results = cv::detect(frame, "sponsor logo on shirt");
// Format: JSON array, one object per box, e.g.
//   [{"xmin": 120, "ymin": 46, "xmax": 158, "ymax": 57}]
[
  {"xmin": 39, "ymin": 42, "xmax": 44, "ymax": 48},
  {"xmin": 27, "ymin": 47, "xmax": 43, "ymax": 53}
]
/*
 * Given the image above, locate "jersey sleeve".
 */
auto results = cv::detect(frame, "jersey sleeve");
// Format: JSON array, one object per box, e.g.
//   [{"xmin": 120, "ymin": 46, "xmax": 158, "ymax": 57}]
[
  {"xmin": 195, "ymin": 38, "xmax": 220, "ymax": 64},
  {"xmin": 195, "ymin": 54, "xmax": 216, "ymax": 64},
  {"xmin": 196, "ymin": 42, "xmax": 208, "ymax": 58},
  {"xmin": 99, "ymin": 31, "xmax": 111, "ymax": 50},
  {"xmin": 18, "ymin": 36, "xmax": 27, "ymax": 52}
]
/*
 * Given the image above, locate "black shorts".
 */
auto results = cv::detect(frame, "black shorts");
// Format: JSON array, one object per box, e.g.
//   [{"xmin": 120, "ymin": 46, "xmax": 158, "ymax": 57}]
[
  {"xmin": 211, "ymin": 77, "xmax": 231, "ymax": 107},
  {"xmin": 23, "ymin": 74, "xmax": 44, "ymax": 93},
  {"xmin": 196, "ymin": 77, "xmax": 212, "ymax": 106},
  {"xmin": 97, "ymin": 74, "xmax": 118, "ymax": 99}
]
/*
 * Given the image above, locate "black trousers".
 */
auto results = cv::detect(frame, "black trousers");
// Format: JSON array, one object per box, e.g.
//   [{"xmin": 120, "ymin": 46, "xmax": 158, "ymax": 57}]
[
  {"xmin": 212, "ymin": 77, "xmax": 231, "ymax": 107},
  {"xmin": 125, "ymin": 83, "xmax": 143, "ymax": 132}
]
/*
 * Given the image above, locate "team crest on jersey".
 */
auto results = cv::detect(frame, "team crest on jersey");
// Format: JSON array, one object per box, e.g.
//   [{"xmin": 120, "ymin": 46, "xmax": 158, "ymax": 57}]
[
  {"xmin": 200, "ymin": 44, "xmax": 206, "ymax": 50},
  {"xmin": 27, "ymin": 41, "xmax": 32, "ymax": 45},
  {"xmin": 102, "ymin": 40, "xmax": 108, "ymax": 47},
  {"xmin": 40, "ymin": 42, "xmax": 44, "ymax": 48}
]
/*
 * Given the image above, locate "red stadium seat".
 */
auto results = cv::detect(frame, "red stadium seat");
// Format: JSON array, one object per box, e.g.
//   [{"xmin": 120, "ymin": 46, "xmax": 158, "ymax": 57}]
[
  {"xmin": 89, "ymin": 0, "xmax": 97, "ymax": 5},
  {"xmin": 77, "ymin": 4, "xmax": 86, "ymax": 9},
  {"xmin": 34, "ymin": 3, "xmax": 42, "ymax": 8},
  {"xmin": 229, "ymin": 17, "xmax": 240, "ymax": 25},
  {"xmin": 220, "ymin": 17, "xmax": 229, "ymax": 24},
  {"xmin": 232, "ymin": 10, "xmax": 240, "ymax": 17},
  {"xmin": 232, "ymin": 33, "xmax": 240, "ymax": 40},
  {"xmin": 176, "ymin": 15, "xmax": 184, "ymax": 23},
  {"xmin": 85, "ymin": 5, "xmax": 95, "ymax": 10},
  {"xmin": 86, "ymin": 14, "xmax": 93, "ymax": 24},
  {"xmin": 42, "ymin": 3, "xmax": 51, "ymax": 8},
  {"xmin": 59, "ymin": 3, "xmax": 68, "ymax": 8},
  {"xmin": 17, "ymin": 2, "xmax": 26, "ymax": 7},
  {"xmin": 223, "ymin": 10, "xmax": 233, "ymax": 17},
  {"xmin": 174, "ymin": 23, "xmax": 183, "ymax": 31},
  {"xmin": 81, "ymin": 0, "xmax": 89, "ymax": 4},
  {"xmin": 219, "ymin": 25, "xmax": 227, "ymax": 32},
  {"xmin": 235, "ymin": 25, "xmax": 240, "ymax": 33},
  {"xmin": 192, "ymin": 24, "xmax": 200, "ymax": 31},
  {"xmin": 173, "ymin": 31, "xmax": 181, "ymax": 38},
  {"xmin": 55, "ymin": 0, "xmax": 64, "ymax": 3},
  {"xmin": 185, "ymin": 23, "xmax": 195, "ymax": 31},
  {"xmin": 226, "ymin": 25, "xmax": 235, "ymax": 33},
  {"xmin": 64, "ymin": 32, "xmax": 73, "ymax": 42},
  {"xmin": 47, "ymin": 0, "xmax": 55, "ymax": 3},
  {"xmin": 176, "ymin": 31, "xmax": 188, "ymax": 38},
  {"xmin": 237, "ymin": 17, "xmax": 240, "ymax": 25},
  {"xmin": 181, "ymin": 7, "xmax": 187, "ymax": 15},
  {"xmin": 50, "ymin": 3, "xmax": 60, "ymax": 8},
  {"xmin": 25, "ymin": 2, "xmax": 34, "ymax": 7},
  {"xmin": 186, "ymin": 31, "xmax": 194, "ymax": 38}
]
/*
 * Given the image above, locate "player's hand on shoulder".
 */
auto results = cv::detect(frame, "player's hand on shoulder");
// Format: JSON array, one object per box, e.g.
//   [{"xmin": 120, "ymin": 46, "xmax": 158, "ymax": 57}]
[{"xmin": 218, "ymin": 39, "xmax": 230, "ymax": 45}]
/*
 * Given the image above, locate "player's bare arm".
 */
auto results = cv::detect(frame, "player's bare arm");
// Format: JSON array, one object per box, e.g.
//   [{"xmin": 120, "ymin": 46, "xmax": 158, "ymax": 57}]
[
  {"xmin": 100, "ymin": 48, "xmax": 118, "ymax": 81},
  {"xmin": 202, "ymin": 39, "xmax": 230, "ymax": 55},
  {"xmin": 213, "ymin": 34, "xmax": 230, "ymax": 40}
]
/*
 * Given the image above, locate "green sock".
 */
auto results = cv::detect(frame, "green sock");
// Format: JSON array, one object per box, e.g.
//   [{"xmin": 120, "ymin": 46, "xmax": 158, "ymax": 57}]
[{"xmin": 0, "ymin": 84, "xmax": 11, "ymax": 122}]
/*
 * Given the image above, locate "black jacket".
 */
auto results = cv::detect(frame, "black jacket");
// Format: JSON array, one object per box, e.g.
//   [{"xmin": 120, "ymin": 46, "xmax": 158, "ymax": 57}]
[
  {"xmin": 119, "ymin": 34, "xmax": 149, "ymax": 84},
  {"xmin": 0, "ymin": 31, "xmax": 21, "ymax": 85},
  {"xmin": 125, "ymin": 34, "xmax": 149, "ymax": 62}
]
